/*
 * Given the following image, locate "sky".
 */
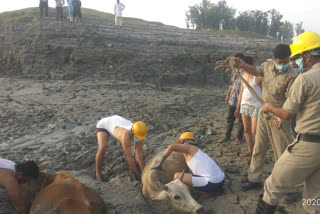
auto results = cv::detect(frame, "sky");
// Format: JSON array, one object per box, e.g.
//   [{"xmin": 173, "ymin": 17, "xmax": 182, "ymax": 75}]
[{"xmin": 1, "ymin": 0, "xmax": 319, "ymax": 35}]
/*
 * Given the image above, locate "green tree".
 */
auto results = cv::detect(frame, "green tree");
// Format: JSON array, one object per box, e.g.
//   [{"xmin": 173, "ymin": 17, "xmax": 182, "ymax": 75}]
[
  {"xmin": 185, "ymin": 1, "xmax": 297, "ymax": 41},
  {"xmin": 186, "ymin": 4, "xmax": 201, "ymax": 29},
  {"xmin": 236, "ymin": 10, "xmax": 269, "ymax": 36},
  {"xmin": 236, "ymin": 11, "xmax": 256, "ymax": 32},
  {"xmin": 186, "ymin": 0, "xmax": 236, "ymax": 30},
  {"xmin": 268, "ymin": 9, "xmax": 283, "ymax": 38},
  {"xmin": 279, "ymin": 21, "xmax": 294, "ymax": 42},
  {"xmin": 295, "ymin": 22, "xmax": 305, "ymax": 36},
  {"xmin": 216, "ymin": 1, "xmax": 236, "ymax": 30},
  {"xmin": 250, "ymin": 10, "xmax": 269, "ymax": 36}
]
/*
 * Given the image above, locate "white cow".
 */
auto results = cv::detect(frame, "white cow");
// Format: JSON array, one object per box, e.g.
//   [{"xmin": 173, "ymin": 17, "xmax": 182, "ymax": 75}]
[{"xmin": 142, "ymin": 151, "xmax": 203, "ymax": 214}]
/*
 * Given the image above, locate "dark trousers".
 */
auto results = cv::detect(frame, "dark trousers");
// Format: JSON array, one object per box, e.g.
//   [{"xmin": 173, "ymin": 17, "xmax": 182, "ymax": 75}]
[
  {"xmin": 40, "ymin": 2, "xmax": 48, "ymax": 17},
  {"xmin": 56, "ymin": 7, "xmax": 63, "ymax": 20},
  {"xmin": 225, "ymin": 105, "xmax": 244, "ymax": 140}
]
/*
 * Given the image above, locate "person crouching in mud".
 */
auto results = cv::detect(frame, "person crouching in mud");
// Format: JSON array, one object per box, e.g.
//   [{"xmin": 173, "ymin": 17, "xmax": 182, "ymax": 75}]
[
  {"xmin": 95, "ymin": 115, "xmax": 147, "ymax": 181},
  {"xmin": 153, "ymin": 132, "xmax": 225, "ymax": 193}
]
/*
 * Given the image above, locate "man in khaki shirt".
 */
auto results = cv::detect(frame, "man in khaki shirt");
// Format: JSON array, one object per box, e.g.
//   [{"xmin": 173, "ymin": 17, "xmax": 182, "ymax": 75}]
[
  {"xmin": 256, "ymin": 32, "xmax": 320, "ymax": 214},
  {"xmin": 238, "ymin": 44, "xmax": 297, "ymax": 191}
]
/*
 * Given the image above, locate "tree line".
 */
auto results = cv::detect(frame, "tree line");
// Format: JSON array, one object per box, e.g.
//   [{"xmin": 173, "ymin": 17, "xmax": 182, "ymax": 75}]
[{"xmin": 185, "ymin": 0, "xmax": 305, "ymax": 41}]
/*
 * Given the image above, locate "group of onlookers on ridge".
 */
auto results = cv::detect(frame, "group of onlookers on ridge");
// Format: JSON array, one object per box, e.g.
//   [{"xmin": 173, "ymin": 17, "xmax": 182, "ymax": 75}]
[
  {"xmin": 0, "ymin": 27, "xmax": 319, "ymax": 214},
  {"xmin": 38, "ymin": 0, "xmax": 125, "ymax": 27},
  {"xmin": 39, "ymin": 0, "xmax": 82, "ymax": 24}
]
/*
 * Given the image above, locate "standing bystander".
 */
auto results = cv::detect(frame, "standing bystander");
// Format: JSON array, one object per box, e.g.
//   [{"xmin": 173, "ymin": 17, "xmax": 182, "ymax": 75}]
[
  {"xmin": 218, "ymin": 53, "xmax": 245, "ymax": 145},
  {"xmin": 114, "ymin": 0, "xmax": 125, "ymax": 27},
  {"xmin": 55, "ymin": 0, "xmax": 65, "ymax": 21},
  {"xmin": 72, "ymin": 0, "xmax": 82, "ymax": 24},
  {"xmin": 239, "ymin": 44, "xmax": 298, "ymax": 192},
  {"xmin": 235, "ymin": 56, "xmax": 263, "ymax": 157},
  {"xmin": 39, "ymin": 0, "xmax": 49, "ymax": 18},
  {"xmin": 67, "ymin": 0, "xmax": 73, "ymax": 21}
]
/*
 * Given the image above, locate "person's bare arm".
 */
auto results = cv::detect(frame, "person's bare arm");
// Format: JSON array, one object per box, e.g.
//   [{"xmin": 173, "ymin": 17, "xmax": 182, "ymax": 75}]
[
  {"xmin": 225, "ymin": 85, "xmax": 232, "ymax": 104},
  {"xmin": 2, "ymin": 171, "xmax": 30, "ymax": 214},
  {"xmin": 134, "ymin": 141, "xmax": 144, "ymax": 172},
  {"xmin": 256, "ymin": 76, "xmax": 263, "ymax": 88},
  {"xmin": 237, "ymin": 58, "xmax": 263, "ymax": 76},
  {"xmin": 261, "ymin": 103, "xmax": 296, "ymax": 120},
  {"xmin": 121, "ymin": 134, "xmax": 140, "ymax": 177},
  {"xmin": 152, "ymin": 144, "xmax": 197, "ymax": 170},
  {"xmin": 235, "ymin": 78, "xmax": 244, "ymax": 118},
  {"xmin": 164, "ymin": 144, "xmax": 197, "ymax": 157}
]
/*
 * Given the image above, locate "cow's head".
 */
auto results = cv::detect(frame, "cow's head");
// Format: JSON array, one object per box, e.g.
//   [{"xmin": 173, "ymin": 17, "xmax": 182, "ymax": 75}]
[{"xmin": 154, "ymin": 170, "xmax": 203, "ymax": 214}]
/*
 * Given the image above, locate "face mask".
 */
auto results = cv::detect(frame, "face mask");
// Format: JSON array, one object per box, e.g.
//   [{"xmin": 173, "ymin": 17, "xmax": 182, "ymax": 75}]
[
  {"xmin": 275, "ymin": 62, "xmax": 290, "ymax": 71},
  {"xmin": 293, "ymin": 68, "xmax": 300, "ymax": 73},
  {"xmin": 133, "ymin": 136, "xmax": 142, "ymax": 143},
  {"xmin": 295, "ymin": 58, "xmax": 304, "ymax": 70}
]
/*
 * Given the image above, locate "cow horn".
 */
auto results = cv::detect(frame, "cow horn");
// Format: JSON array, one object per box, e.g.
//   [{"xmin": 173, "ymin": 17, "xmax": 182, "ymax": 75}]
[
  {"xmin": 39, "ymin": 161, "xmax": 50, "ymax": 170},
  {"xmin": 179, "ymin": 169, "xmax": 185, "ymax": 180},
  {"xmin": 39, "ymin": 160, "xmax": 50, "ymax": 167}
]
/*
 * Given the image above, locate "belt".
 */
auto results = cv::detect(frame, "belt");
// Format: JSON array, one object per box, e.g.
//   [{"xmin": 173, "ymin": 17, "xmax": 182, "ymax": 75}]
[{"xmin": 298, "ymin": 134, "xmax": 320, "ymax": 143}]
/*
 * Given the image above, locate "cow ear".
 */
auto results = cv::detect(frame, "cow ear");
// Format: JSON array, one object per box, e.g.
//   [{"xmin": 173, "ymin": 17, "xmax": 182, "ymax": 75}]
[{"xmin": 153, "ymin": 190, "xmax": 169, "ymax": 201}]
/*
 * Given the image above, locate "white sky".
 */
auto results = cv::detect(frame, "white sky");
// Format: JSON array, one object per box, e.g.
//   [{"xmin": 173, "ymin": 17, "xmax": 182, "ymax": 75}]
[{"xmin": 1, "ymin": 0, "xmax": 320, "ymax": 35}]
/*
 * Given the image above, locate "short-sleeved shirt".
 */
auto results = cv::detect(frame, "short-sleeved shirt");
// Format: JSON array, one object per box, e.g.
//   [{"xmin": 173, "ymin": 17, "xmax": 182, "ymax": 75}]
[
  {"xmin": 228, "ymin": 70, "xmax": 245, "ymax": 107},
  {"xmin": 96, "ymin": 115, "xmax": 133, "ymax": 138},
  {"xmin": 187, "ymin": 149, "xmax": 225, "ymax": 183},
  {"xmin": 283, "ymin": 62, "xmax": 320, "ymax": 135},
  {"xmin": 114, "ymin": 3, "xmax": 125, "ymax": 17},
  {"xmin": 0, "ymin": 158, "xmax": 16, "ymax": 173},
  {"xmin": 253, "ymin": 59, "xmax": 298, "ymax": 107},
  {"xmin": 56, "ymin": 0, "xmax": 65, "ymax": 7}
]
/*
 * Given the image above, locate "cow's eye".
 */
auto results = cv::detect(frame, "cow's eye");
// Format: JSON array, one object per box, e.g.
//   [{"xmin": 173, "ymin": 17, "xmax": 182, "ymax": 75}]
[{"xmin": 173, "ymin": 195, "xmax": 181, "ymax": 200}]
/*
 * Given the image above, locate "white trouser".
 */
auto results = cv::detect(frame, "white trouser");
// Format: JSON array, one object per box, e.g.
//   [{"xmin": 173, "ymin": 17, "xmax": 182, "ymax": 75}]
[{"xmin": 115, "ymin": 16, "xmax": 122, "ymax": 26}]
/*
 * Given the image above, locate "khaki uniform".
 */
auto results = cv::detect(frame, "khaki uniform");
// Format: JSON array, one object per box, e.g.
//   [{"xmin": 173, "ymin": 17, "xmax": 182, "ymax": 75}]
[
  {"xmin": 263, "ymin": 62, "xmax": 320, "ymax": 214},
  {"xmin": 248, "ymin": 59, "xmax": 298, "ymax": 183}
]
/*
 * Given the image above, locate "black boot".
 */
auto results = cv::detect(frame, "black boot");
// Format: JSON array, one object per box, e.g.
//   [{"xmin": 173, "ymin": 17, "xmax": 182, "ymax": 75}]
[
  {"xmin": 256, "ymin": 197, "xmax": 277, "ymax": 214},
  {"xmin": 283, "ymin": 192, "xmax": 301, "ymax": 204},
  {"xmin": 242, "ymin": 181, "xmax": 261, "ymax": 191}
]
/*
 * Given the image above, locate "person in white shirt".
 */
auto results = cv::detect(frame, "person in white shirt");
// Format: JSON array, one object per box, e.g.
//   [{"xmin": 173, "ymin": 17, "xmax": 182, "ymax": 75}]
[
  {"xmin": 0, "ymin": 159, "xmax": 39, "ymax": 214},
  {"xmin": 55, "ymin": 0, "xmax": 65, "ymax": 20},
  {"xmin": 234, "ymin": 56, "xmax": 263, "ymax": 158},
  {"xmin": 153, "ymin": 132, "xmax": 225, "ymax": 192},
  {"xmin": 114, "ymin": 0, "xmax": 125, "ymax": 27},
  {"xmin": 95, "ymin": 115, "xmax": 147, "ymax": 181}
]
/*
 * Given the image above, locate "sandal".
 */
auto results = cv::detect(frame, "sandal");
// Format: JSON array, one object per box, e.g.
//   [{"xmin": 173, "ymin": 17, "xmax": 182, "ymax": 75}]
[
  {"xmin": 223, "ymin": 141, "xmax": 230, "ymax": 146},
  {"xmin": 218, "ymin": 137, "xmax": 230, "ymax": 144}
]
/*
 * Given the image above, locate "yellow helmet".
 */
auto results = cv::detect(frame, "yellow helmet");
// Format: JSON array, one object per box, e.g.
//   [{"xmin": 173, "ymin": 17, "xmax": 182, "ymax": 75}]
[
  {"xmin": 290, "ymin": 32, "xmax": 320, "ymax": 58},
  {"xmin": 176, "ymin": 132, "xmax": 196, "ymax": 144},
  {"xmin": 132, "ymin": 121, "xmax": 147, "ymax": 140}
]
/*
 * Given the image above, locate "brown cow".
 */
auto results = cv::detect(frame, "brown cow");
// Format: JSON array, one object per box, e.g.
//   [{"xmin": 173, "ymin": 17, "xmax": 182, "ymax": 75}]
[
  {"xmin": 22, "ymin": 171, "xmax": 104, "ymax": 214},
  {"xmin": 142, "ymin": 151, "xmax": 202, "ymax": 214}
]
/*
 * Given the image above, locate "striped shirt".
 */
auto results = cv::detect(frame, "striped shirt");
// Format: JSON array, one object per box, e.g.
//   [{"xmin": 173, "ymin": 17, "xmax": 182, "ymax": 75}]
[{"xmin": 228, "ymin": 70, "xmax": 245, "ymax": 107}]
